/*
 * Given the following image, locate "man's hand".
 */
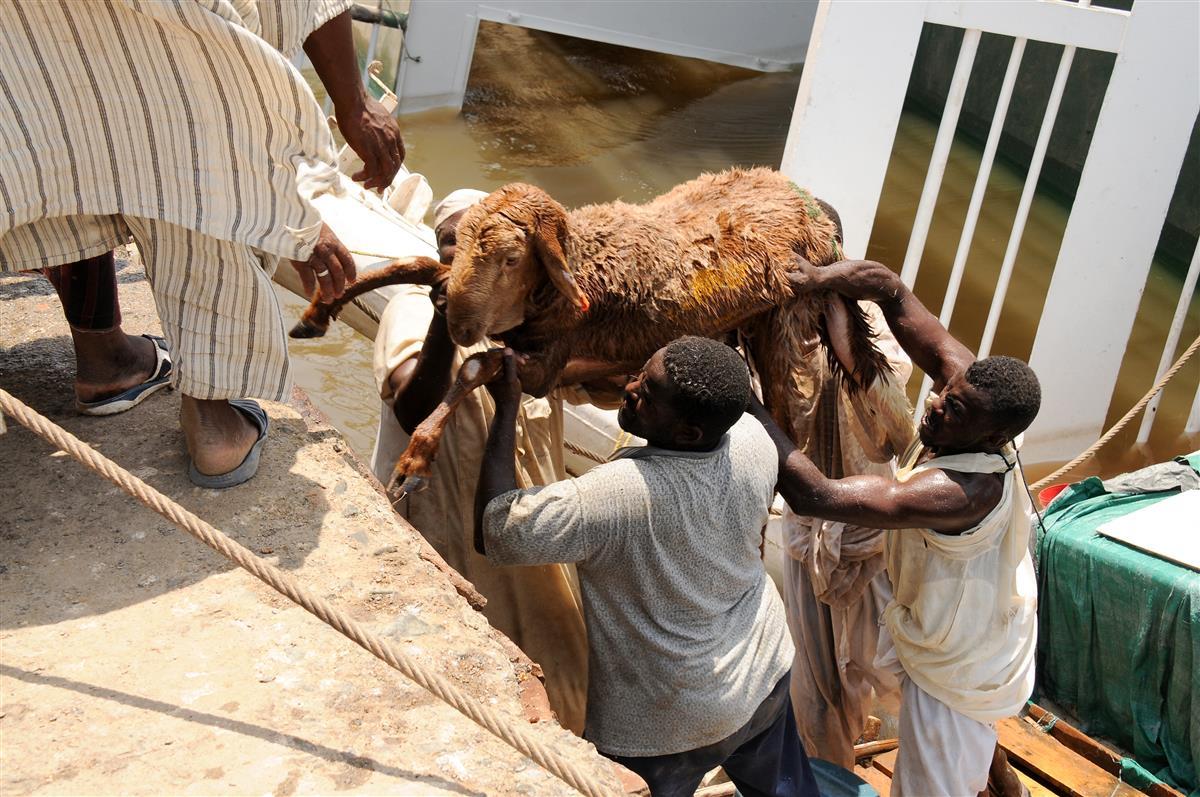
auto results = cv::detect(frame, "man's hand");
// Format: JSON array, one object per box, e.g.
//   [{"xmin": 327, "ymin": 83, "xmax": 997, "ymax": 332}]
[
  {"xmin": 789, "ymin": 258, "xmax": 904, "ymax": 306},
  {"xmin": 303, "ymin": 11, "xmax": 405, "ymax": 190},
  {"xmin": 476, "ymin": 348, "xmax": 524, "ymax": 555},
  {"xmin": 789, "ymin": 257, "xmax": 974, "ymax": 392},
  {"xmin": 338, "ymin": 96, "xmax": 405, "ymax": 191},
  {"xmin": 290, "ymin": 223, "xmax": 357, "ymax": 303},
  {"xmin": 485, "ymin": 348, "xmax": 525, "ymax": 409},
  {"xmin": 784, "ymin": 254, "xmax": 824, "ymax": 294}
]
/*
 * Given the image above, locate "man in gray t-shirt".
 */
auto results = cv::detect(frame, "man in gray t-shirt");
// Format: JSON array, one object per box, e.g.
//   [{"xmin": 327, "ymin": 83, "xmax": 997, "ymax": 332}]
[{"xmin": 475, "ymin": 336, "xmax": 818, "ymax": 797}]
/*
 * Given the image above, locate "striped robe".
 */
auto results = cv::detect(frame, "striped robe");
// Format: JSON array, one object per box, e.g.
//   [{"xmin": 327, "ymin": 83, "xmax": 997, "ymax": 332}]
[{"xmin": 0, "ymin": 0, "xmax": 349, "ymax": 400}]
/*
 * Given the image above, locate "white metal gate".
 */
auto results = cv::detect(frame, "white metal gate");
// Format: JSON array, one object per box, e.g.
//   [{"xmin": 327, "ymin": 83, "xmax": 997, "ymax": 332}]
[{"xmin": 780, "ymin": 0, "xmax": 1199, "ymax": 464}]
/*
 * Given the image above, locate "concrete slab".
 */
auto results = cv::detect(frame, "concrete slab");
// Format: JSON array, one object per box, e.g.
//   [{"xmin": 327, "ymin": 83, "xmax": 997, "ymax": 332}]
[{"xmin": 0, "ymin": 255, "xmax": 620, "ymax": 796}]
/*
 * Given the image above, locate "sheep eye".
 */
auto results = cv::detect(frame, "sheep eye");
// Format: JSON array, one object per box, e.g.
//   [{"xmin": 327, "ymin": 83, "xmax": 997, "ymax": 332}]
[{"xmin": 503, "ymin": 254, "xmax": 521, "ymax": 268}]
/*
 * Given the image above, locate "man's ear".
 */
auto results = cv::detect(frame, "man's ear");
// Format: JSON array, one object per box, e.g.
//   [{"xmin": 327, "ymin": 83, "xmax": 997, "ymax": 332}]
[
  {"xmin": 982, "ymin": 427, "xmax": 1013, "ymax": 452},
  {"xmin": 674, "ymin": 421, "xmax": 706, "ymax": 447}
]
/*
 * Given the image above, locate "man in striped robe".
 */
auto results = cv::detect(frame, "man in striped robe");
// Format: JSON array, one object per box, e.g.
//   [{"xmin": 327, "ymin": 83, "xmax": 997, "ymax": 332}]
[{"xmin": 0, "ymin": 0, "xmax": 403, "ymax": 485}]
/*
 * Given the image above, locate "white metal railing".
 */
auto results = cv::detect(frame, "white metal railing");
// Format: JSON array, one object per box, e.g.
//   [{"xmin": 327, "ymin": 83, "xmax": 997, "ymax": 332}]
[
  {"xmin": 782, "ymin": 0, "xmax": 1200, "ymax": 463},
  {"xmin": 898, "ymin": 27, "xmax": 980, "ymax": 290},
  {"xmin": 1137, "ymin": 243, "xmax": 1200, "ymax": 442},
  {"xmin": 1189, "ymin": 375, "xmax": 1200, "ymax": 435},
  {"xmin": 911, "ymin": 5, "xmax": 1087, "ymax": 416}
]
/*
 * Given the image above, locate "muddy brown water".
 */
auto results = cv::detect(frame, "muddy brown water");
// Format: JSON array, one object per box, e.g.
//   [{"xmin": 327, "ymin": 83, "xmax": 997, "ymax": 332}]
[{"xmin": 291, "ymin": 23, "xmax": 1198, "ymax": 481}]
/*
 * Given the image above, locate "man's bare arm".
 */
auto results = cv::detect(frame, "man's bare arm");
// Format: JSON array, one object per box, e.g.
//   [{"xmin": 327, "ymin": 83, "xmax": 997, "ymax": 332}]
[
  {"xmin": 388, "ymin": 291, "xmax": 457, "ymax": 434},
  {"xmin": 791, "ymin": 258, "xmax": 974, "ymax": 390},
  {"xmin": 303, "ymin": 11, "xmax": 405, "ymax": 189},
  {"xmin": 749, "ymin": 399, "xmax": 999, "ymax": 534},
  {"xmin": 474, "ymin": 351, "xmax": 522, "ymax": 555}
]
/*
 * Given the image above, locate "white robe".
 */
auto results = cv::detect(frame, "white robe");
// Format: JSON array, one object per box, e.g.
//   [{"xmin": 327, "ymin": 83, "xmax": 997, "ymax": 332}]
[
  {"xmin": 883, "ymin": 441, "xmax": 1038, "ymax": 723},
  {"xmin": 878, "ymin": 439, "xmax": 1038, "ymax": 796}
]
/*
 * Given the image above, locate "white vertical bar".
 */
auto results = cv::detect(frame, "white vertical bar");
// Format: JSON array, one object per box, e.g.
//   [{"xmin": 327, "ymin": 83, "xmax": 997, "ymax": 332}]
[
  {"xmin": 915, "ymin": 36, "xmax": 1027, "ymax": 414},
  {"xmin": 899, "ymin": 28, "xmax": 982, "ymax": 288},
  {"xmin": 1025, "ymin": 0, "xmax": 1197, "ymax": 464},
  {"xmin": 1136, "ymin": 243, "xmax": 1200, "ymax": 442},
  {"xmin": 780, "ymin": 0, "xmax": 928, "ymax": 257},
  {"xmin": 1187, "ymin": 383, "xmax": 1200, "ymax": 434},
  {"xmin": 940, "ymin": 38, "xmax": 1027, "ymax": 330},
  {"xmin": 977, "ymin": 38, "xmax": 1077, "ymax": 358}
]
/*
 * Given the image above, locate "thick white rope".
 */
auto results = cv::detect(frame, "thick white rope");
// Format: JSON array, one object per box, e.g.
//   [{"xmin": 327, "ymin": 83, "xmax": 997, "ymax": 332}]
[
  {"xmin": 0, "ymin": 388, "xmax": 617, "ymax": 797},
  {"xmin": 1030, "ymin": 333, "xmax": 1200, "ymax": 492}
]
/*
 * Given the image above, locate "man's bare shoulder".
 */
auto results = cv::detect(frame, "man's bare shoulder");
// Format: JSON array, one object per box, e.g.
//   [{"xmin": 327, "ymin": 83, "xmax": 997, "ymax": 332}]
[{"xmin": 901, "ymin": 466, "xmax": 1005, "ymax": 535}]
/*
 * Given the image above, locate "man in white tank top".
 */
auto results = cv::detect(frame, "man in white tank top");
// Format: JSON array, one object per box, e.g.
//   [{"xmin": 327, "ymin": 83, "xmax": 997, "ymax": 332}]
[{"xmin": 750, "ymin": 258, "xmax": 1042, "ymax": 797}]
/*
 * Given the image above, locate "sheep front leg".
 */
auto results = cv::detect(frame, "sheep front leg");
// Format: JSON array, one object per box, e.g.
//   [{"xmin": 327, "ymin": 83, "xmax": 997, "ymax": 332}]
[
  {"xmin": 290, "ymin": 255, "xmax": 449, "ymax": 339},
  {"xmin": 387, "ymin": 348, "xmax": 508, "ymax": 498}
]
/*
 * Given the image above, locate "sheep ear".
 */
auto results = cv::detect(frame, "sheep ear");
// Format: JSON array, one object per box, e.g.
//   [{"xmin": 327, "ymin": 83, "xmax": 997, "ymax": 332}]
[{"xmin": 531, "ymin": 209, "xmax": 589, "ymax": 313}]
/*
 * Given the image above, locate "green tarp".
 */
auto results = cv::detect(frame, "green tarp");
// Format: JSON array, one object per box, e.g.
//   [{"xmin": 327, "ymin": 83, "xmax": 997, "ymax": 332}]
[{"xmin": 1036, "ymin": 453, "xmax": 1200, "ymax": 793}]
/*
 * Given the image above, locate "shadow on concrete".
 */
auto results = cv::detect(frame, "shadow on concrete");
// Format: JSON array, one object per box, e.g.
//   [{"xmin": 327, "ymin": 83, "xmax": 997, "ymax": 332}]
[
  {"xmin": 0, "ymin": 333, "xmax": 334, "ymax": 629},
  {"xmin": 0, "ymin": 664, "xmax": 484, "ymax": 797}
]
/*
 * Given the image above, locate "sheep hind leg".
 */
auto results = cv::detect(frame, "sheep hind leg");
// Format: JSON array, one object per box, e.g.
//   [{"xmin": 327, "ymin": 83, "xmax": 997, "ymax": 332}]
[
  {"xmin": 387, "ymin": 348, "xmax": 507, "ymax": 499},
  {"xmin": 289, "ymin": 255, "xmax": 449, "ymax": 338}
]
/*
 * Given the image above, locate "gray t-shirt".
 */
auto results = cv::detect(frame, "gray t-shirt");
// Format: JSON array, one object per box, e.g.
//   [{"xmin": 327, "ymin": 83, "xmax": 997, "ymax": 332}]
[{"xmin": 483, "ymin": 415, "xmax": 794, "ymax": 756}]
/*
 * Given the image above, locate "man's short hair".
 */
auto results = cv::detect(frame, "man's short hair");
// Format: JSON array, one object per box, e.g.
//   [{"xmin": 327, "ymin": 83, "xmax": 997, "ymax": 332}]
[
  {"xmin": 814, "ymin": 197, "xmax": 844, "ymax": 245},
  {"xmin": 965, "ymin": 356, "xmax": 1041, "ymax": 439},
  {"xmin": 662, "ymin": 336, "xmax": 751, "ymax": 437}
]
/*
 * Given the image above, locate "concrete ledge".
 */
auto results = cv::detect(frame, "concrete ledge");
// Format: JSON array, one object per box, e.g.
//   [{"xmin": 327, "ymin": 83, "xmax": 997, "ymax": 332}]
[{"xmin": 0, "ymin": 262, "xmax": 619, "ymax": 796}]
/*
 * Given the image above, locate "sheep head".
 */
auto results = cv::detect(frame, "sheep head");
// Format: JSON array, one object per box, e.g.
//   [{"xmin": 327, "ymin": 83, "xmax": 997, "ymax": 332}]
[{"xmin": 445, "ymin": 183, "xmax": 589, "ymax": 346}]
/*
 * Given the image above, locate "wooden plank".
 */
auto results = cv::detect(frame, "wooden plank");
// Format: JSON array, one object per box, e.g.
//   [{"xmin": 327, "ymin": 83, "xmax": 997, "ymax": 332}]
[
  {"xmin": 1016, "ymin": 769, "xmax": 1057, "ymax": 797},
  {"xmin": 998, "ymin": 717, "xmax": 1142, "ymax": 797},
  {"xmin": 868, "ymin": 735, "xmax": 1116, "ymax": 797},
  {"xmin": 855, "ymin": 764, "xmax": 892, "ymax": 797},
  {"xmin": 872, "ymin": 749, "xmax": 899, "ymax": 777},
  {"xmin": 1025, "ymin": 706, "xmax": 1185, "ymax": 797},
  {"xmin": 855, "ymin": 738, "xmax": 900, "ymax": 759}
]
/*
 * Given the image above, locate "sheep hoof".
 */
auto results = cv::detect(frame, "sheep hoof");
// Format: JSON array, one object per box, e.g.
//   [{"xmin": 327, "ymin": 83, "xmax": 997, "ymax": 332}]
[
  {"xmin": 389, "ymin": 474, "xmax": 429, "ymax": 500},
  {"xmin": 289, "ymin": 319, "xmax": 328, "ymax": 339}
]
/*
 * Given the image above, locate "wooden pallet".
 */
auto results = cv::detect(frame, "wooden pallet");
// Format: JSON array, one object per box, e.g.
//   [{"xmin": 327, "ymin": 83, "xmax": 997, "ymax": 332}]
[{"xmin": 851, "ymin": 712, "xmax": 1171, "ymax": 797}]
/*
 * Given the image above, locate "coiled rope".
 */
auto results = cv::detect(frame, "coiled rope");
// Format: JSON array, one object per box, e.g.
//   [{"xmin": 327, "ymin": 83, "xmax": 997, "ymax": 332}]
[
  {"xmin": 1030, "ymin": 333, "xmax": 1200, "ymax": 492},
  {"xmin": 0, "ymin": 388, "xmax": 617, "ymax": 797}
]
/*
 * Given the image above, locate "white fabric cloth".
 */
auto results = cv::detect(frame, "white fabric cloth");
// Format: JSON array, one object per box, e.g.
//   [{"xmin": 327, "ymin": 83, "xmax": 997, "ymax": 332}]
[
  {"xmin": 433, "ymin": 189, "xmax": 490, "ymax": 230},
  {"xmin": 0, "ymin": 0, "xmax": 345, "ymax": 266},
  {"xmin": 483, "ymin": 415, "xmax": 794, "ymax": 758},
  {"xmin": 891, "ymin": 674, "xmax": 997, "ymax": 797},
  {"xmin": 385, "ymin": 171, "xmax": 435, "ymax": 227},
  {"xmin": 882, "ymin": 439, "xmax": 1038, "ymax": 724},
  {"xmin": 783, "ymin": 556, "xmax": 896, "ymax": 769},
  {"xmin": 782, "ymin": 300, "xmax": 912, "ymax": 766}
]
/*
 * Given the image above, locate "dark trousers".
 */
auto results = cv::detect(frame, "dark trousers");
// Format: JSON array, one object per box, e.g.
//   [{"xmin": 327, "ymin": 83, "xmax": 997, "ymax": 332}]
[{"xmin": 607, "ymin": 672, "xmax": 818, "ymax": 797}]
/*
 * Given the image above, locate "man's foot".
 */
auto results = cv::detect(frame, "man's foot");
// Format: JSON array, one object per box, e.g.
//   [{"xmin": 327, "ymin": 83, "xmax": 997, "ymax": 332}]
[
  {"xmin": 983, "ymin": 745, "xmax": 1028, "ymax": 797},
  {"xmin": 181, "ymin": 396, "xmax": 262, "ymax": 478},
  {"xmin": 72, "ymin": 329, "xmax": 158, "ymax": 403}
]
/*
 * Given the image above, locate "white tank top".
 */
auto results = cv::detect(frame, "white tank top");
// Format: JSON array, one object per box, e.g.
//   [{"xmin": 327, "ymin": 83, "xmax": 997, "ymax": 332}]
[{"xmin": 882, "ymin": 438, "xmax": 1037, "ymax": 722}]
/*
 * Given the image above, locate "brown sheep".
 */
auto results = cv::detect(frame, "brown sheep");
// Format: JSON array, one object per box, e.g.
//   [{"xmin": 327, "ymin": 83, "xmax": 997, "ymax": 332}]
[{"xmin": 292, "ymin": 167, "xmax": 908, "ymax": 495}]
